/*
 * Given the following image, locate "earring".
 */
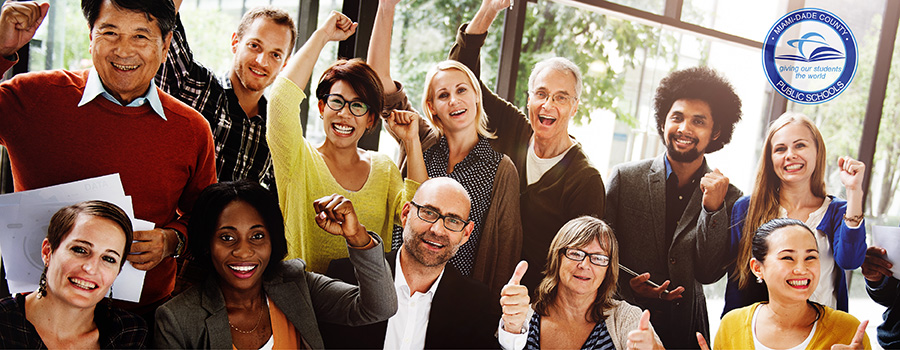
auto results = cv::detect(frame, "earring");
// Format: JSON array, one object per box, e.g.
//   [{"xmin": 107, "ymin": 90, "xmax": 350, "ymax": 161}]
[
  {"xmin": 756, "ymin": 276, "xmax": 763, "ymax": 284},
  {"xmin": 36, "ymin": 264, "xmax": 48, "ymax": 299},
  {"xmin": 107, "ymin": 285, "xmax": 113, "ymax": 301}
]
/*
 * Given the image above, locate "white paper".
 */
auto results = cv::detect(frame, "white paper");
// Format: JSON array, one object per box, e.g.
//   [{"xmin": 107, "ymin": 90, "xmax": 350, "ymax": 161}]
[
  {"xmin": 871, "ymin": 225, "xmax": 900, "ymax": 278},
  {"xmin": 0, "ymin": 174, "xmax": 146, "ymax": 302},
  {"xmin": 109, "ymin": 219, "xmax": 154, "ymax": 302}
]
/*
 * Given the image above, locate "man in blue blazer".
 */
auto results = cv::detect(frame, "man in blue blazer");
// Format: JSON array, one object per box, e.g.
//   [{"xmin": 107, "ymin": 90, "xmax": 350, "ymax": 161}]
[
  {"xmin": 605, "ymin": 67, "xmax": 743, "ymax": 349},
  {"xmin": 321, "ymin": 177, "xmax": 500, "ymax": 349}
]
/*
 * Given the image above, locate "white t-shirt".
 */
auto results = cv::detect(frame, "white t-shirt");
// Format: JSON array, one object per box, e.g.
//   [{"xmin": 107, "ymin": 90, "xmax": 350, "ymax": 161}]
[{"xmin": 525, "ymin": 139, "xmax": 575, "ymax": 185}]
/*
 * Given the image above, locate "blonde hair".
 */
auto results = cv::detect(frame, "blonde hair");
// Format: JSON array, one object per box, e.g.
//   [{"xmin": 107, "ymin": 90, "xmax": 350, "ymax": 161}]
[
  {"xmin": 734, "ymin": 112, "xmax": 827, "ymax": 288},
  {"xmin": 533, "ymin": 216, "xmax": 619, "ymax": 323},
  {"xmin": 421, "ymin": 60, "xmax": 494, "ymax": 139}
]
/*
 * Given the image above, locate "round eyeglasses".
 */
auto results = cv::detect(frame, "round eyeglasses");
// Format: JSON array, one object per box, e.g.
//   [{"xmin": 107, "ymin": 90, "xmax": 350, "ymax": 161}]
[
  {"xmin": 322, "ymin": 94, "xmax": 370, "ymax": 117},
  {"xmin": 528, "ymin": 90, "xmax": 576, "ymax": 106},
  {"xmin": 409, "ymin": 201, "xmax": 469, "ymax": 232},
  {"xmin": 562, "ymin": 248, "xmax": 610, "ymax": 267}
]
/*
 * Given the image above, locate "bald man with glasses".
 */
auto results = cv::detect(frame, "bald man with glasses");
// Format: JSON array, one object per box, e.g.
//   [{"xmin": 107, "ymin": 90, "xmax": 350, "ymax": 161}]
[{"xmin": 320, "ymin": 177, "xmax": 501, "ymax": 349}]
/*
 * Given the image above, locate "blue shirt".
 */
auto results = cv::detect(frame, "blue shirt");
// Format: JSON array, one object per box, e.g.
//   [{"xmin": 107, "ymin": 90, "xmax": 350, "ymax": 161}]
[{"xmin": 78, "ymin": 67, "xmax": 166, "ymax": 120}]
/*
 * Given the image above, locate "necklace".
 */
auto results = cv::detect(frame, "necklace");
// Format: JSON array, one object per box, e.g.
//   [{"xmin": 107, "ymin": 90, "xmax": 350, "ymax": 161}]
[{"xmin": 229, "ymin": 303, "xmax": 265, "ymax": 334}]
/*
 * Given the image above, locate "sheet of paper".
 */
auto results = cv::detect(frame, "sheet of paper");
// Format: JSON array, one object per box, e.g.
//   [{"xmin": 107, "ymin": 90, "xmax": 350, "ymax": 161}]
[
  {"xmin": 0, "ymin": 174, "xmax": 147, "ymax": 302},
  {"xmin": 871, "ymin": 225, "xmax": 900, "ymax": 278},
  {"xmin": 110, "ymin": 219, "xmax": 155, "ymax": 303},
  {"xmin": 17, "ymin": 174, "xmax": 125, "ymax": 206}
]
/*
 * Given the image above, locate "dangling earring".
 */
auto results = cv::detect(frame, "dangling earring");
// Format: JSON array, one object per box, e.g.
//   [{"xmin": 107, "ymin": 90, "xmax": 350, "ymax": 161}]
[
  {"xmin": 756, "ymin": 276, "xmax": 764, "ymax": 284},
  {"xmin": 36, "ymin": 264, "xmax": 48, "ymax": 299}
]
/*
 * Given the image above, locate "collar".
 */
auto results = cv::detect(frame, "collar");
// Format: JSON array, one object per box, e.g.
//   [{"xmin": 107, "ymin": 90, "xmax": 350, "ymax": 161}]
[
  {"xmin": 79, "ymin": 67, "xmax": 167, "ymax": 120},
  {"xmin": 394, "ymin": 251, "xmax": 444, "ymax": 298},
  {"xmin": 663, "ymin": 153, "xmax": 708, "ymax": 181},
  {"xmin": 435, "ymin": 136, "xmax": 494, "ymax": 161},
  {"xmin": 223, "ymin": 75, "xmax": 267, "ymax": 121}
]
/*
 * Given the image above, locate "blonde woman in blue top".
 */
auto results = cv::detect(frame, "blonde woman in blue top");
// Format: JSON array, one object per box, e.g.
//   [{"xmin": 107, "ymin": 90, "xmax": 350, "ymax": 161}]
[{"xmin": 723, "ymin": 112, "xmax": 867, "ymax": 316}]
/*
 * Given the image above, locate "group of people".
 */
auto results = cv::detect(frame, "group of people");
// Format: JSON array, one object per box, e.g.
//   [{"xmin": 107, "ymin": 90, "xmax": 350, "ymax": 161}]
[{"xmin": 0, "ymin": 0, "xmax": 894, "ymax": 349}]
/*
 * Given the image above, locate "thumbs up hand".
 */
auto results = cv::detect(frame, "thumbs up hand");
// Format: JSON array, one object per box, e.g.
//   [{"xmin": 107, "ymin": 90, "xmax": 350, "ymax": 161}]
[
  {"xmin": 831, "ymin": 320, "xmax": 869, "ymax": 350},
  {"xmin": 626, "ymin": 310, "xmax": 664, "ymax": 350},
  {"xmin": 696, "ymin": 332, "xmax": 710, "ymax": 350},
  {"xmin": 500, "ymin": 261, "xmax": 530, "ymax": 334}
]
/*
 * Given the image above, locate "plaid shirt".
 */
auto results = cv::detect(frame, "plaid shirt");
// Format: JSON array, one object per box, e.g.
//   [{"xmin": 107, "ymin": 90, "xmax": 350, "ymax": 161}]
[
  {"xmin": 0, "ymin": 294, "xmax": 148, "ymax": 349},
  {"xmin": 155, "ymin": 15, "xmax": 273, "ymax": 184}
]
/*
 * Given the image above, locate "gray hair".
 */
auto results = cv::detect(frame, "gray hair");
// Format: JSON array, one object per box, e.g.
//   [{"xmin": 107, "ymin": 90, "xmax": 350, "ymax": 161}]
[{"xmin": 528, "ymin": 57, "xmax": 583, "ymax": 100}]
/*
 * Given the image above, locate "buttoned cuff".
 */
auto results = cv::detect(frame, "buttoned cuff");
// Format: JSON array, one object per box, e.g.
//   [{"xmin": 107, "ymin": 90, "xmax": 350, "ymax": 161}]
[{"xmin": 497, "ymin": 319, "xmax": 528, "ymax": 350}]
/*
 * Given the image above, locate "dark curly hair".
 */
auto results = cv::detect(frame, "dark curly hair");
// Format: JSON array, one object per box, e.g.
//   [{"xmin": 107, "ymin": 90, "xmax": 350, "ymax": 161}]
[{"xmin": 654, "ymin": 66, "xmax": 742, "ymax": 154}]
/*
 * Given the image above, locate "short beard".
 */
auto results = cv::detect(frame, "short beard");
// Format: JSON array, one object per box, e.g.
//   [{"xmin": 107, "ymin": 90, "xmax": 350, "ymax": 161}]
[
  {"xmin": 666, "ymin": 135, "xmax": 703, "ymax": 163},
  {"xmin": 401, "ymin": 227, "xmax": 456, "ymax": 268}
]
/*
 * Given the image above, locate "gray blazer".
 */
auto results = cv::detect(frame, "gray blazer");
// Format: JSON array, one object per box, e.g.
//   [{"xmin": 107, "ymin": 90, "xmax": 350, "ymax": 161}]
[
  {"xmin": 605, "ymin": 154, "xmax": 741, "ymax": 349},
  {"xmin": 153, "ymin": 235, "xmax": 397, "ymax": 349}
]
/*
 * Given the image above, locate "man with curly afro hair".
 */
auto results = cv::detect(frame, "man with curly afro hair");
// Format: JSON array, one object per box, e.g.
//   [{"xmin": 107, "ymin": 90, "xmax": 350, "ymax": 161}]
[{"xmin": 605, "ymin": 66, "xmax": 744, "ymax": 349}]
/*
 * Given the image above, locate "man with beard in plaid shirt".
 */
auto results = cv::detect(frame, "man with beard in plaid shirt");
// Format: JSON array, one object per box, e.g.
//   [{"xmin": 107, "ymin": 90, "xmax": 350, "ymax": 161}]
[{"xmin": 156, "ymin": 0, "xmax": 296, "ymax": 187}]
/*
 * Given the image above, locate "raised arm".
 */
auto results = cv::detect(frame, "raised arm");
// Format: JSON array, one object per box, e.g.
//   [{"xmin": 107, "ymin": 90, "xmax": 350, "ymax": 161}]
[
  {"xmin": 309, "ymin": 194, "xmax": 397, "ymax": 325},
  {"xmin": 466, "ymin": 0, "xmax": 511, "ymax": 36},
  {"xmin": 281, "ymin": 11, "xmax": 357, "ymax": 90},
  {"xmin": 366, "ymin": 0, "xmax": 401, "ymax": 95},
  {"xmin": 155, "ymin": 9, "xmax": 220, "ymax": 112},
  {"xmin": 449, "ymin": 0, "xmax": 532, "ymax": 161}
]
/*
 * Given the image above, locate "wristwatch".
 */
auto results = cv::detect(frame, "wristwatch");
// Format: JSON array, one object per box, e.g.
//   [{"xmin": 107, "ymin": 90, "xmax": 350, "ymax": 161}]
[{"xmin": 170, "ymin": 228, "xmax": 186, "ymax": 258}]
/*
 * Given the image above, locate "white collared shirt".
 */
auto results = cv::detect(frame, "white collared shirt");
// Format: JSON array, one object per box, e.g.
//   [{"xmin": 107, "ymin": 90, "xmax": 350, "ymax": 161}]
[
  {"xmin": 78, "ymin": 67, "xmax": 167, "ymax": 120},
  {"xmin": 383, "ymin": 253, "xmax": 446, "ymax": 350}
]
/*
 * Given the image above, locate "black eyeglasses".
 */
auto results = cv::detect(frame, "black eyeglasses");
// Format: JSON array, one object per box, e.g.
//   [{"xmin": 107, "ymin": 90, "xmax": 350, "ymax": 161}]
[
  {"xmin": 322, "ymin": 94, "xmax": 370, "ymax": 117},
  {"xmin": 562, "ymin": 248, "xmax": 610, "ymax": 266},
  {"xmin": 409, "ymin": 201, "xmax": 469, "ymax": 232}
]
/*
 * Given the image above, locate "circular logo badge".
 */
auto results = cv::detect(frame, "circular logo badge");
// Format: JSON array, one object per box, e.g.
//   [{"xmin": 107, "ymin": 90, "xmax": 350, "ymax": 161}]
[{"xmin": 762, "ymin": 8, "xmax": 857, "ymax": 104}]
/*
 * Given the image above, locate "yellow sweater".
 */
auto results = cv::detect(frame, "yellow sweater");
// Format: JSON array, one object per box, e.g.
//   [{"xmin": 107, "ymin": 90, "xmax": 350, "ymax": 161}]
[
  {"xmin": 715, "ymin": 302, "xmax": 870, "ymax": 349},
  {"xmin": 267, "ymin": 77, "xmax": 418, "ymax": 272}
]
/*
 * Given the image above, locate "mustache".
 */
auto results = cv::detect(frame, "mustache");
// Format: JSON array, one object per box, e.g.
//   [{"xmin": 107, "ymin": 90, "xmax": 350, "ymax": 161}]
[{"xmin": 669, "ymin": 133, "xmax": 699, "ymax": 144}]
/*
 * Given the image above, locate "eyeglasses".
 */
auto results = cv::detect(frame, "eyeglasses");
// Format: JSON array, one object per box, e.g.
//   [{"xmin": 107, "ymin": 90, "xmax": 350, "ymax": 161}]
[
  {"xmin": 322, "ymin": 94, "xmax": 370, "ymax": 117},
  {"xmin": 562, "ymin": 248, "xmax": 610, "ymax": 267},
  {"xmin": 529, "ymin": 90, "xmax": 576, "ymax": 106},
  {"xmin": 409, "ymin": 201, "xmax": 469, "ymax": 232}
]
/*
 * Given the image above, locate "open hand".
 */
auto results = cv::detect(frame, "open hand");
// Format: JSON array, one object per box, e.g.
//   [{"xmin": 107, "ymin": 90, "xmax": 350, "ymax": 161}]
[
  {"xmin": 862, "ymin": 246, "xmax": 893, "ymax": 283},
  {"xmin": 500, "ymin": 261, "xmax": 530, "ymax": 334},
  {"xmin": 0, "ymin": 1, "xmax": 49, "ymax": 57},
  {"xmin": 629, "ymin": 273, "xmax": 684, "ymax": 301}
]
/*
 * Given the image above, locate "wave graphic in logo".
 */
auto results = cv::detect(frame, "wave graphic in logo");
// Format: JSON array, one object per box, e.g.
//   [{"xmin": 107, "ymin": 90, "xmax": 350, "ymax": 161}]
[{"xmin": 775, "ymin": 32, "xmax": 844, "ymax": 62}]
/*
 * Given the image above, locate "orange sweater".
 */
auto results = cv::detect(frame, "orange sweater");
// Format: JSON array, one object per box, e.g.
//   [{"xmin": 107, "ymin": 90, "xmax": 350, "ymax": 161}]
[{"xmin": 0, "ymin": 58, "xmax": 217, "ymax": 311}]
